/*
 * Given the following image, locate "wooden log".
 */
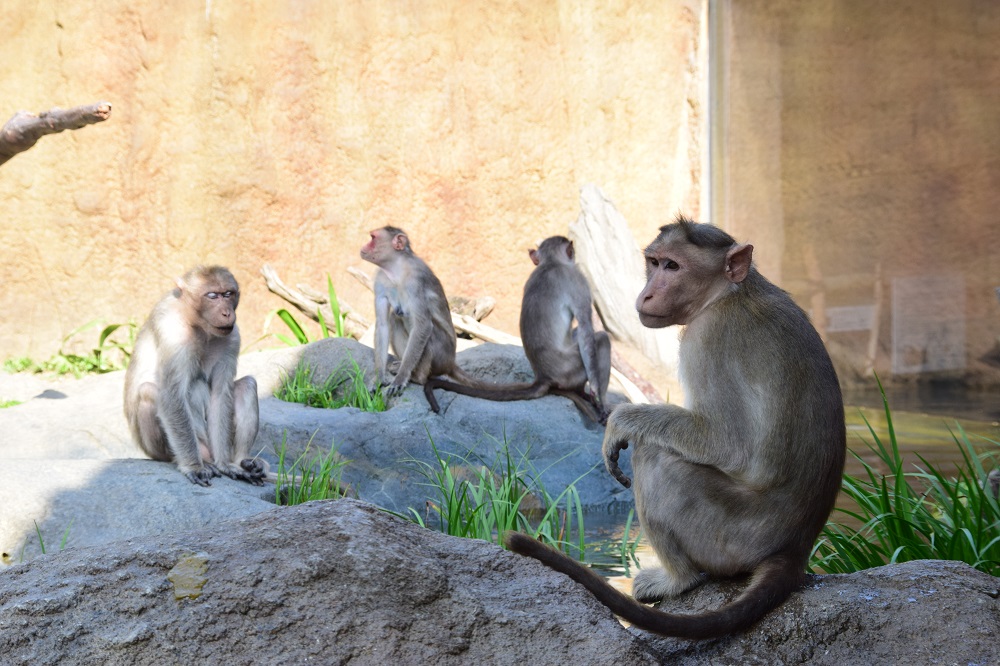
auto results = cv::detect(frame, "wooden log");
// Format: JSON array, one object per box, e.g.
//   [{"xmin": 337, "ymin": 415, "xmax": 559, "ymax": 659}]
[
  {"xmin": 0, "ymin": 102, "xmax": 112, "ymax": 167},
  {"xmin": 568, "ymin": 184, "xmax": 681, "ymax": 375},
  {"xmin": 260, "ymin": 265, "xmax": 370, "ymax": 340}
]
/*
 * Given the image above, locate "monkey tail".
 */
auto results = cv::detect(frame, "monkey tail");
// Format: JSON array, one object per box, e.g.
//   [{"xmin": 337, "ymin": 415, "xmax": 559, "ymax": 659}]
[
  {"xmin": 504, "ymin": 532, "xmax": 804, "ymax": 640},
  {"xmin": 423, "ymin": 374, "xmax": 547, "ymax": 413}
]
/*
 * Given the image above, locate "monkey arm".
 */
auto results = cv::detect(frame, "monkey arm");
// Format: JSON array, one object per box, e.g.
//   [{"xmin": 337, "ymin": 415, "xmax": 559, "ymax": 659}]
[
  {"xmin": 372, "ymin": 291, "xmax": 393, "ymax": 387},
  {"xmin": 602, "ymin": 403, "xmax": 713, "ymax": 488},
  {"xmin": 157, "ymin": 347, "xmax": 215, "ymax": 485},
  {"xmin": 389, "ymin": 314, "xmax": 432, "ymax": 393},
  {"xmin": 205, "ymin": 339, "xmax": 238, "ymax": 465},
  {"xmin": 573, "ymin": 315, "xmax": 603, "ymax": 406}
]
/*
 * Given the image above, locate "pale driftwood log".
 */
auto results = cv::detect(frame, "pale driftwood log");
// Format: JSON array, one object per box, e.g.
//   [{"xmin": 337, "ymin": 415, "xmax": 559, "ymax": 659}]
[
  {"xmin": 260, "ymin": 265, "xmax": 370, "ymax": 340},
  {"xmin": 0, "ymin": 102, "xmax": 112, "ymax": 167},
  {"xmin": 568, "ymin": 184, "xmax": 681, "ymax": 378}
]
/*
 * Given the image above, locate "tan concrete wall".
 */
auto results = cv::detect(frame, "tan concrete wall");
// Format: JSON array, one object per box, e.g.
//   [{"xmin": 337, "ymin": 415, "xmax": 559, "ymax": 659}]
[{"xmin": 0, "ymin": 0, "xmax": 709, "ymax": 360}]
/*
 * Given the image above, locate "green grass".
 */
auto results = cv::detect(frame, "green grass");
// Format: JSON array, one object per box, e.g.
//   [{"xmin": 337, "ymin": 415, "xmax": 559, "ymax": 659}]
[
  {"xmin": 3, "ymin": 319, "xmax": 136, "ymax": 378},
  {"xmin": 21, "ymin": 518, "xmax": 73, "ymax": 560},
  {"xmin": 401, "ymin": 434, "xmax": 590, "ymax": 559},
  {"xmin": 272, "ymin": 434, "xmax": 351, "ymax": 506},
  {"xmin": 0, "ymin": 399, "xmax": 21, "ymax": 409},
  {"xmin": 811, "ymin": 379, "xmax": 1000, "ymax": 576},
  {"xmin": 275, "ymin": 359, "xmax": 386, "ymax": 412},
  {"xmin": 270, "ymin": 275, "xmax": 347, "ymax": 346}
]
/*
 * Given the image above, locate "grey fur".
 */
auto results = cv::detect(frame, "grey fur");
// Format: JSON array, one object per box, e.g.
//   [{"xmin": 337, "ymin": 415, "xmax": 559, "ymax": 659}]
[
  {"xmin": 424, "ymin": 235, "xmax": 611, "ymax": 423},
  {"xmin": 508, "ymin": 218, "xmax": 845, "ymax": 639}
]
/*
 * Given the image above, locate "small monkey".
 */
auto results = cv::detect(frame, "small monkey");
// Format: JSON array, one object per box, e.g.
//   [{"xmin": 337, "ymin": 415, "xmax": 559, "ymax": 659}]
[
  {"xmin": 124, "ymin": 266, "xmax": 264, "ymax": 487},
  {"xmin": 424, "ymin": 236, "xmax": 611, "ymax": 424},
  {"xmin": 507, "ymin": 217, "xmax": 846, "ymax": 639},
  {"xmin": 360, "ymin": 226, "xmax": 496, "ymax": 401}
]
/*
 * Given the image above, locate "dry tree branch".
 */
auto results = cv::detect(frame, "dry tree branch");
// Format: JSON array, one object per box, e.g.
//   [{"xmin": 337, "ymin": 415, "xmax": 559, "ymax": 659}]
[{"xmin": 0, "ymin": 101, "xmax": 112, "ymax": 167}]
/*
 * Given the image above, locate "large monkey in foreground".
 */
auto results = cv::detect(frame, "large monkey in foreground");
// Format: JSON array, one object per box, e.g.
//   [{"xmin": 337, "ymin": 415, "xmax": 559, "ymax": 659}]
[
  {"xmin": 506, "ymin": 217, "xmax": 846, "ymax": 639},
  {"xmin": 423, "ymin": 236, "xmax": 611, "ymax": 424},
  {"xmin": 124, "ymin": 266, "xmax": 264, "ymax": 487},
  {"xmin": 360, "ymin": 226, "xmax": 496, "ymax": 401}
]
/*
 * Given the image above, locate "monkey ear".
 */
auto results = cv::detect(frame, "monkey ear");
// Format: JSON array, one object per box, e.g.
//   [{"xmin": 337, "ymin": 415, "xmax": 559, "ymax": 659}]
[
  {"xmin": 392, "ymin": 234, "xmax": 407, "ymax": 251},
  {"xmin": 565, "ymin": 241, "xmax": 575, "ymax": 261},
  {"xmin": 529, "ymin": 249, "xmax": 541, "ymax": 266},
  {"xmin": 175, "ymin": 277, "xmax": 186, "ymax": 290},
  {"xmin": 725, "ymin": 244, "xmax": 753, "ymax": 283}
]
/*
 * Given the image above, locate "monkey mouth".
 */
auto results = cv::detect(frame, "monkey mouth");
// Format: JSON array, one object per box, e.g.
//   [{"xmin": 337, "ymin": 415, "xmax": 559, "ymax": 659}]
[
  {"xmin": 216, "ymin": 324, "xmax": 235, "ymax": 335},
  {"xmin": 637, "ymin": 312, "xmax": 673, "ymax": 329}
]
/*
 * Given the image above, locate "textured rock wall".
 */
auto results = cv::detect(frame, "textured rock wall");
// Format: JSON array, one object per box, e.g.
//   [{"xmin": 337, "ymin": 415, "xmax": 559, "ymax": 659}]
[{"xmin": 0, "ymin": 0, "xmax": 708, "ymax": 359}]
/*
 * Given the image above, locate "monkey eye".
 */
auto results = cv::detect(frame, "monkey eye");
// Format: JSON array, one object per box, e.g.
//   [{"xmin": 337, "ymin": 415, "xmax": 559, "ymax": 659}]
[
  {"xmin": 665, "ymin": 260, "xmax": 680, "ymax": 270},
  {"xmin": 204, "ymin": 292, "xmax": 220, "ymax": 300}
]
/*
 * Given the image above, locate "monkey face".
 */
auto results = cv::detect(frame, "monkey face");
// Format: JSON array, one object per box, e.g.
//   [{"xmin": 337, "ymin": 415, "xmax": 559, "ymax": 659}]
[
  {"xmin": 201, "ymin": 289, "xmax": 238, "ymax": 336},
  {"xmin": 636, "ymin": 237, "xmax": 725, "ymax": 328}
]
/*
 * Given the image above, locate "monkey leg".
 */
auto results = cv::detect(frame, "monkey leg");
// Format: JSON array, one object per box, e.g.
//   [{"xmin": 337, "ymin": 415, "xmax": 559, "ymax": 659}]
[
  {"xmin": 133, "ymin": 382, "xmax": 171, "ymax": 461},
  {"xmin": 217, "ymin": 376, "xmax": 265, "ymax": 486}
]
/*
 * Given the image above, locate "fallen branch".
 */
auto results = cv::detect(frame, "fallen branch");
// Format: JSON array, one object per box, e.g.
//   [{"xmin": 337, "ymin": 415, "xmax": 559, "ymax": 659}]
[
  {"xmin": 0, "ymin": 101, "xmax": 112, "ymax": 167},
  {"xmin": 260, "ymin": 265, "xmax": 370, "ymax": 340}
]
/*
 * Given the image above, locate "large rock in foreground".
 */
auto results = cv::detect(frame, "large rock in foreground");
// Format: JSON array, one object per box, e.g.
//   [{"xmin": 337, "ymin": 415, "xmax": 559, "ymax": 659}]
[
  {"xmin": 1, "ymin": 499, "xmax": 998, "ymax": 665},
  {"xmin": 0, "ymin": 499, "xmax": 657, "ymax": 666}
]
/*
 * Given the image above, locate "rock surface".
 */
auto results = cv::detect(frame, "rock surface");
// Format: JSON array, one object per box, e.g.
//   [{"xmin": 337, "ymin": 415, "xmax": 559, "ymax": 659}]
[
  {"xmin": 0, "ymin": 338, "xmax": 632, "ymax": 563},
  {"xmin": 0, "ymin": 499, "xmax": 659, "ymax": 666},
  {"xmin": 1, "ymin": 499, "xmax": 998, "ymax": 665}
]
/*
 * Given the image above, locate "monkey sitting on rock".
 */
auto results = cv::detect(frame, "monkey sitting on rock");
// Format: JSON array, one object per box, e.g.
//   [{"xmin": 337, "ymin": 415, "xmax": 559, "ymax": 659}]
[
  {"xmin": 360, "ymin": 225, "xmax": 507, "ymax": 404},
  {"xmin": 424, "ymin": 235, "xmax": 611, "ymax": 424},
  {"xmin": 507, "ymin": 217, "xmax": 846, "ymax": 639},
  {"xmin": 124, "ymin": 265, "xmax": 264, "ymax": 487}
]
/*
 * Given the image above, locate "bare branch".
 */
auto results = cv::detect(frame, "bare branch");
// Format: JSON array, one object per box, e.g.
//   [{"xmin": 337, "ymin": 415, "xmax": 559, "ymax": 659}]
[
  {"xmin": 260, "ymin": 264, "xmax": 370, "ymax": 339},
  {"xmin": 0, "ymin": 101, "xmax": 112, "ymax": 167}
]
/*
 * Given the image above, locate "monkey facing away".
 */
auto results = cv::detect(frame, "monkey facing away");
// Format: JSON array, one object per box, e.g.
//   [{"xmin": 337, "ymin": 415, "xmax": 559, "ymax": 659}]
[
  {"xmin": 124, "ymin": 266, "xmax": 264, "ymax": 487},
  {"xmin": 423, "ymin": 235, "xmax": 611, "ymax": 424},
  {"xmin": 506, "ymin": 217, "xmax": 846, "ymax": 639},
  {"xmin": 360, "ymin": 226, "xmax": 499, "ymax": 402}
]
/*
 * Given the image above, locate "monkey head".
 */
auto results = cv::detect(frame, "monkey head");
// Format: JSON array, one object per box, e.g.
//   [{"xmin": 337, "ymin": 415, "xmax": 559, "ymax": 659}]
[
  {"xmin": 528, "ymin": 235, "xmax": 574, "ymax": 266},
  {"xmin": 636, "ymin": 218, "xmax": 753, "ymax": 328},
  {"xmin": 177, "ymin": 266, "xmax": 240, "ymax": 337},
  {"xmin": 360, "ymin": 226, "xmax": 411, "ymax": 267}
]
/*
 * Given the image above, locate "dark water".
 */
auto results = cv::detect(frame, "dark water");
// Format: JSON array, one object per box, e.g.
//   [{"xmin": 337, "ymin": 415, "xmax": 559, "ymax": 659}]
[{"xmin": 583, "ymin": 388, "xmax": 1000, "ymax": 581}]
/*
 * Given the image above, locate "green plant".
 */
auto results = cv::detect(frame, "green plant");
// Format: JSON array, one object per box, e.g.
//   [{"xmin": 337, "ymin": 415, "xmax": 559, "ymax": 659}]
[
  {"xmin": 275, "ymin": 359, "xmax": 385, "ymax": 412},
  {"xmin": 0, "ymin": 399, "xmax": 21, "ymax": 408},
  {"xmin": 270, "ymin": 275, "xmax": 347, "ymax": 346},
  {"xmin": 272, "ymin": 434, "xmax": 350, "ymax": 506},
  {"xmin": 811, "ymin": 380, "xmax": 1000, "ymax": 576},
  {"xmin": 401, "ymin": 434, "xmax": 590, "ymax": 559},
  {"xmin": 3, "ymin": 319, "xmax": 137, "ymax": 378},
  {"xmin": 23, "ymin": 518, "xmax": 73, "ymax": 559}
]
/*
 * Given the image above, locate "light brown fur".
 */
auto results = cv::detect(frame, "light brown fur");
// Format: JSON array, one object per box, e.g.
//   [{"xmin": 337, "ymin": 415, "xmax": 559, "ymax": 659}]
[
  {"xmin": 360, "ymin": 226, "xmax": 495, "ymax": 404},
  {"xmin": 123, "ymin": 266, "xmax": 263, "ymax": 487}
]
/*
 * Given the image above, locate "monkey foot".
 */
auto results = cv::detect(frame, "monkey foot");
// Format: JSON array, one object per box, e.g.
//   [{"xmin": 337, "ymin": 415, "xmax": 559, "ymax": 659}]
[
  {"xmin": 182, "ymin": 466, "xmax": 219, "ymax": 487},
  {"xmin": 219, "ymin": 460, "xmax": 267, "ymax": 486}
]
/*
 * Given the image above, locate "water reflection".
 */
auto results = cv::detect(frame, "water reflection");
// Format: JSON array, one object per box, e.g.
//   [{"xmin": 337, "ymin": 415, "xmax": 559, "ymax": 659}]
[{"xmin": 584, "ymin": 389, "xmax": 1000, "ymax": 583}]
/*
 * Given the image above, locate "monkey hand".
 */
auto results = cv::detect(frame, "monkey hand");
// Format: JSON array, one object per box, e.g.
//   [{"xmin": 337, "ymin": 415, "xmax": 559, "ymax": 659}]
[
  {"xmin": 602, "ymin": 408, "xmax": 633, "ymax": 488},
  {"xmin": 604, "ymin": 440, "xmax": 632, "ymax": 488}
]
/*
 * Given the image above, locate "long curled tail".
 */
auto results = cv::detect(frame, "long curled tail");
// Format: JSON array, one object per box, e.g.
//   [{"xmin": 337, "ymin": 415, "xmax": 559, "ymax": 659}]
[{"xmin": 504, "ymin": 531, "xmax": 804, "ymax": 640}]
